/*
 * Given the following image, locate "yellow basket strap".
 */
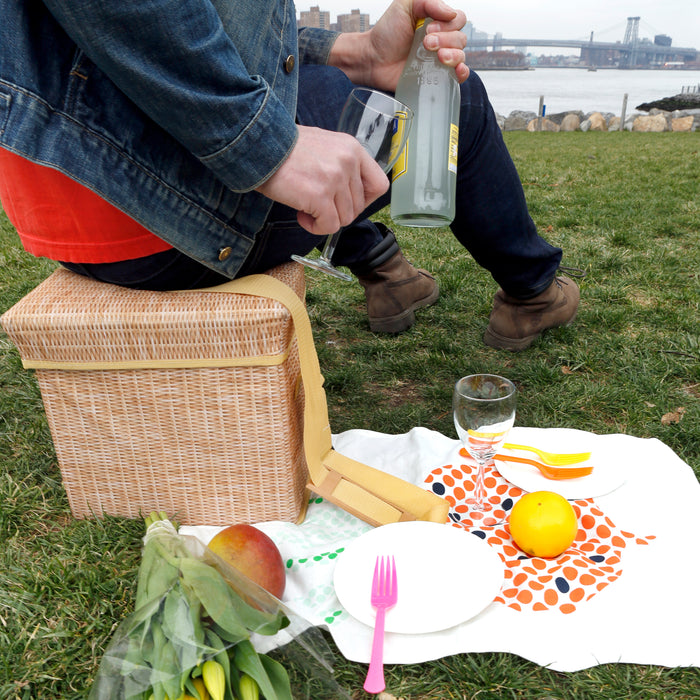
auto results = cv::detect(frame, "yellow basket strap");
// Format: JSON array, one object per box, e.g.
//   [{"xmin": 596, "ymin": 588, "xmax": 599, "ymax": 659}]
[
  {"xmin": 197, "ymin": 274, "xmax": 449, "ymax": 528},
  {"xmin": 21, "ymin": 351, "xmax": 291, "ymax": 371}
]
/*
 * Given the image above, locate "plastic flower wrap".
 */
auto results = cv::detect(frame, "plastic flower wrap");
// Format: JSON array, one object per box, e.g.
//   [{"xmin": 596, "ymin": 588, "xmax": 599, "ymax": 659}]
[{"xmin": 90, "ymin": 514, "xmax": 349, "ymax": 700}]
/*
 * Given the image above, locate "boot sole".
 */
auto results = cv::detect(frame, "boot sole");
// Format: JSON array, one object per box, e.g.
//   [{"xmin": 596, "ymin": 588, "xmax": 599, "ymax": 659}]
[
  {"xmin": 483, "ymin": 311, "xmax": 578, "ymax": 352},
  {"xmin": 483, "ymin": 326, "xmax": 539, "ymax": 352},
  {"xmin": 368, "ymin": 285, "xmax": 440, "ymax": 333}
]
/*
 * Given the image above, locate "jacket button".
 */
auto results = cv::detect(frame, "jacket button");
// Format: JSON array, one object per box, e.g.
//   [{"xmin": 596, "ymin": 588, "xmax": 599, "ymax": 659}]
[
  {"xmin": 284, "ymin": 55, "xmax": 295, "ymax": 73},
  {"xmin": 218, "ymin": 246, "xmax": 232, "ymax": 261}
]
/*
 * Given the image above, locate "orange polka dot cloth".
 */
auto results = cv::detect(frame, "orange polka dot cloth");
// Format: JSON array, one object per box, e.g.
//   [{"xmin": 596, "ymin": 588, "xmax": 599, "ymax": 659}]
[{"xmin": 424, "ymin": 449, "xmax": 655, "ymax": 615}]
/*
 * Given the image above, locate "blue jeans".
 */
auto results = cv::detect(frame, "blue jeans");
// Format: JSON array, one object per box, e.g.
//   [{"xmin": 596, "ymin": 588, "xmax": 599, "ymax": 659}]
[{"xmin": 63, "ymin": 66, "xmax": 562, "ymax": 298}]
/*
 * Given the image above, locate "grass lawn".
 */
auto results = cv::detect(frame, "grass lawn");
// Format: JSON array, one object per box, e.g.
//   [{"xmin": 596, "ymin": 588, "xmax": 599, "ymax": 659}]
[{"xmin": 1, "ymin": 132, "xmax": 699, "ymax": 699}]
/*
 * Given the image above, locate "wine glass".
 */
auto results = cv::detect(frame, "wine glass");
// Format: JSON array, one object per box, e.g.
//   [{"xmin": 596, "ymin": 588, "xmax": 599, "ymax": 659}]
[
  {"xmin": 292, "ymin": 87, "xmax": 413, "ymax": 281},
  {"xmin": 453, "ymin": 374, "xmax": 517, "ymax": 528}
]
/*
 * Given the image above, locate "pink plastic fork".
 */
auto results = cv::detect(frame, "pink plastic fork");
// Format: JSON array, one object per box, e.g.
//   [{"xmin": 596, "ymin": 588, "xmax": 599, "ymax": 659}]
[{"xmin": 363, "ymin": 555, "xmax": 398, "ymax": 694}]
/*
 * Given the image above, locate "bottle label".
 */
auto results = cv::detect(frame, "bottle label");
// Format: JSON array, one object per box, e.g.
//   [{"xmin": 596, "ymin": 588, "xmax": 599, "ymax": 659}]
[
  {"xmin": 448, "ymin": 123, "xmax": 459, "ymax": 174},
  {"xmin": 390, "ymin": 112, "xmax": 410, "ymax": 182}
]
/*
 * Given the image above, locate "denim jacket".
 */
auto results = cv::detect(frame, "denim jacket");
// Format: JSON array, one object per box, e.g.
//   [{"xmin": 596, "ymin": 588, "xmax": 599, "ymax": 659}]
[{"xmin": 0, "ymin": 0, "xmax": 338, "ymax": 276}]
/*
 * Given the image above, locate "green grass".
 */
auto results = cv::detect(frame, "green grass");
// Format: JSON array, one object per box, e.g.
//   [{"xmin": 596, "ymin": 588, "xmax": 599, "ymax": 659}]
[{"xmin": 1, "ymin": 132, "xmax": 699, "ymax": 699}]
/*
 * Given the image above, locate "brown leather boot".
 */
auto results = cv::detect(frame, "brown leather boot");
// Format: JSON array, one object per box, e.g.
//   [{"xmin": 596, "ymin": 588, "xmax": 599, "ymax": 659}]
[
  {"xmin": 352, "ymin": 230, "xmax": 439, "ymax": 333},
  {"xmin": 484, "ymin": 276, "xmax": 580, "ymax": 351}
]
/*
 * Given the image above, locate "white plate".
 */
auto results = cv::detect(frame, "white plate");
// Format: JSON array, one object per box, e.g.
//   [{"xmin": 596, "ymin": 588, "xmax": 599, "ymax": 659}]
[
  {"xmin": 496, "ymin": 428, "xmax": 627, "ymax": 500},
  {"xmin": 333, "ymin": 521, "xmax": 503, "ymax": 634}
]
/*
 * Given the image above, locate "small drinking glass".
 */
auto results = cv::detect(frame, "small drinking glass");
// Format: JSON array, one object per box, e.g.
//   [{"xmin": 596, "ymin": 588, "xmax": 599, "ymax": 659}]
[{"xmin": 453, "ymin": 374, "xmax": 517, "ymax": 527}]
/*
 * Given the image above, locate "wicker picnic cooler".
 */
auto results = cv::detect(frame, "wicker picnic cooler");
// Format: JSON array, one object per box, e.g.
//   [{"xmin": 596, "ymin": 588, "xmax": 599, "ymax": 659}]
[{"xmin": 0, "ymin": 263, "xmax": 309, "ymax": 526}]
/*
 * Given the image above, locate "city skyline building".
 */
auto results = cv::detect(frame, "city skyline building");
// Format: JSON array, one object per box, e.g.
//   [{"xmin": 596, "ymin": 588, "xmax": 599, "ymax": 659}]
[
  {"xmin": 298, "ymin": 5, "xmax": 332, "ymax": 30},
  {"xmin": 463, "ymin": 20, "xmax": 489, "ymax": 46},
  {"xmin": 295, "ymin": 5, "xmax": 517, "ymax": 44},
  {"xmin": 298, "ymin": 5, "xmax": 370, "ymax": 32},
  {"xmin": 337, "ymin": 9, "xmax": 371, "ymax": 32},
  {"xmin": 296, "ymin": 5, "xmax": 494, "ymax": 39}
]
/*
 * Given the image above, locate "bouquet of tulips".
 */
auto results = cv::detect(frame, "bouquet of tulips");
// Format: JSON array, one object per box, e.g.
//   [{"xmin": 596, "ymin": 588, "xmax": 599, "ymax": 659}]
[{"xmin": 90, "ymin": 513, "xmax": 299, "ymax": 700}]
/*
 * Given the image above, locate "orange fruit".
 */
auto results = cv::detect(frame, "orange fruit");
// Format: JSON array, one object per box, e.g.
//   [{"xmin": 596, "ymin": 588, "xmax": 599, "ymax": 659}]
[{"xmin": 508, "ymin": 491, "xmax": 578, "ymax": 558}]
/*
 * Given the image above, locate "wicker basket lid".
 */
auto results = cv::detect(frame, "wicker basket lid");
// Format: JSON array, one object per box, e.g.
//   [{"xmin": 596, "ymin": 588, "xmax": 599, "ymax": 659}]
[{"xmin": 1, "ymin": 264, "xmax": 305, "ymax": 366}]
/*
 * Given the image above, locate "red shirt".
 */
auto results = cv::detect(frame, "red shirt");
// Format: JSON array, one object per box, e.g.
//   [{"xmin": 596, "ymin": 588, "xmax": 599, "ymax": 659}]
[{"xmin": 0, "ymin": 148, "xmax": 173, "ymax": 263}]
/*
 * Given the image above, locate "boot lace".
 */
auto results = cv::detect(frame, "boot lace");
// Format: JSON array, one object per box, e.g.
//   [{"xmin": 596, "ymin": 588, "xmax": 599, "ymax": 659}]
[{"xmin": 558, "ymin": 265, "xmax": 587, "ymax": 279}]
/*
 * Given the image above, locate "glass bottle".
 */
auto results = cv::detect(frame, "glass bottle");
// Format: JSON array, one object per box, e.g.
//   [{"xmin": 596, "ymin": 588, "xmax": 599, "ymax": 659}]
[{"xmin": 390, "ymin": 18, "xmax": 460, "ymax": 227}]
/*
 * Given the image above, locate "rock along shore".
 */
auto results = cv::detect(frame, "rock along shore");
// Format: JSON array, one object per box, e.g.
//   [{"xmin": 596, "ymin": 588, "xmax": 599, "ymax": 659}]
[{"xmin": 496, "ymin": 93, "xmax": 700, "ymax": 132}]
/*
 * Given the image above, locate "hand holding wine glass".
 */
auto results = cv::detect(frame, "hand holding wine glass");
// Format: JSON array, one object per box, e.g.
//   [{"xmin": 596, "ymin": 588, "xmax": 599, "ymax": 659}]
[
  {"xmin": 257, "ymin": 125, "xmax": 388, "ymax": 237},
  {"xmin": 292, "ymin": 87, "xmax": 413, "ymax": 280},
  {"xmin": 453, "ymin": 374, "xmax": 517, "ymax": 528}
]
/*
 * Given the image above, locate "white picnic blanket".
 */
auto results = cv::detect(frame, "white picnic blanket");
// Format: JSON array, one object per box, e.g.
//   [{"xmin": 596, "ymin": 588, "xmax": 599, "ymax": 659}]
[{"xmin": 182, "ymin": 426, "xmax": 700, "ymax": 672}]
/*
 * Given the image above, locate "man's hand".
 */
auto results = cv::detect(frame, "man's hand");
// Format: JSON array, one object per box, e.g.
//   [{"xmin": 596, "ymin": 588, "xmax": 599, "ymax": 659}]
[
  {"xmin": 330, "ymin": 0, "xmax": 469, "ymax": 93},
  {"xmin": 256, "ymin": 125, "xmax": 389, "ymax": 236}
]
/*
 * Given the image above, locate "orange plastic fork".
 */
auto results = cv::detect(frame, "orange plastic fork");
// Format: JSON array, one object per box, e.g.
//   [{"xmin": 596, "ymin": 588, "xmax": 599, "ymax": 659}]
[
  {"xmin": 494, "ymin": 453, "xmax": 593, "ymax": 480},
  {"xmin": 363, "ymin": 555, "xmax": 397, "ymax": 694}
]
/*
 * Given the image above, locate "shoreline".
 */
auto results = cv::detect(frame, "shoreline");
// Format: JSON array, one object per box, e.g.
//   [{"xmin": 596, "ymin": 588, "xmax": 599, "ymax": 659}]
[
  {"xmin": 494, "ymin": 97, "xmax": 700, "ymax": 132},
  {"xmin": 478, "ymin": 67, "xmax": 700, "ymax": 116},
  {"xmin": 477, "ymin": 65, "xmax": 700, "ymax": 71}
]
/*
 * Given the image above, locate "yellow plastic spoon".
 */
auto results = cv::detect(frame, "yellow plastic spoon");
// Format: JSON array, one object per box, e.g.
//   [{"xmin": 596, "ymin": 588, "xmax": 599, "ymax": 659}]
[{"xmin": 502, "ymin": 442, "xmax": 592, "ymax": 466}]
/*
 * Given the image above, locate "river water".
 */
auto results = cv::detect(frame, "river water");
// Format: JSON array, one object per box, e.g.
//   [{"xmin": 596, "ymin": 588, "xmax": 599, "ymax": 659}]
[{"xmin": 476, "ymin": 68, "xmax": 700, "ymax": 117}]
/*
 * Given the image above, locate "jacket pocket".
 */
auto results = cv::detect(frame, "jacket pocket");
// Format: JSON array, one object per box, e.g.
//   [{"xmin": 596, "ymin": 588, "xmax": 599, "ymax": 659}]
[{"xmin": 64, "ymin": 49, "xmax": 91, "ymax": 113}]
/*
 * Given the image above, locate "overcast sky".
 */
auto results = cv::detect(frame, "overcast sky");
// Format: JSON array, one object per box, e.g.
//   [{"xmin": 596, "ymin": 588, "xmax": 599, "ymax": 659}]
[{"xmin": 300, "ymin": 1, "xmax": 700, "ymax": 50}]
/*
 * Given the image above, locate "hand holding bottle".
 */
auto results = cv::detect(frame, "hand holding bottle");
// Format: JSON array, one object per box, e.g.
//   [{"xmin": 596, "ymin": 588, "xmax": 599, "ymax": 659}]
[{"xmin": 329, "ymin": 0, "xmax": 468, "ymax": 93}]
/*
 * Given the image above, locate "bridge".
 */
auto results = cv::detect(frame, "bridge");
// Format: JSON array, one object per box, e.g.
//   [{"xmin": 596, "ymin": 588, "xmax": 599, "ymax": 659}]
[{"xmin": 465, "ymin": 17, "xmax": 698, "ymax": 68}]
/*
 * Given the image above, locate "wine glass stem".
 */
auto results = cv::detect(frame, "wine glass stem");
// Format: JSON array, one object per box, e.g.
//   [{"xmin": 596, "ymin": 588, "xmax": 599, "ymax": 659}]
[
  {"xmin": 319, "ymin": 230, "xmax": 341, "ymax": 264},
  {"xmin": 474, "ymin": 458, "xmax": 488, "ymax": 510}
]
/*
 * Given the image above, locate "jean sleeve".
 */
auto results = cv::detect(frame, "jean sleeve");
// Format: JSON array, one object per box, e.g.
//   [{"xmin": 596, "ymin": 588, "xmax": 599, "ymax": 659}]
[
  {"xmin": 298, "ymin": 27, "xmax": 340, "ymax": 65},
  {"xmin": 41, "ymin": 0, "xmax": 297, "ymax": 192}
]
